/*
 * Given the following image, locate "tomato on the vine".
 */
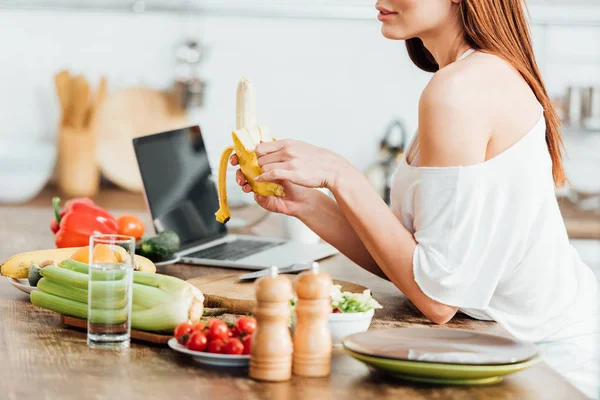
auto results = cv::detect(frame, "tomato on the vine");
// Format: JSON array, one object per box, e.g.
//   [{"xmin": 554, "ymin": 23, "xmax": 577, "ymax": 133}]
[
  {"xmin": 187, "ymin": 331, "xmax": 208, "ymax": 352},
  {"xmin": 228, "ymin": 327, "xmax": 240, "ymax": 338},
  {"xmin": 236, "ymin": 316, "xmax": 257, "ymax": 335},
  {"xmin": 225, "ymin": 338, "xmax": 244, "ymax": 355},
  {"xmin": 208, "ymin": 339, "xmax": 226, "ymax": 354},
  {"xmin": 208, "ymin": 320, "xmax": 229, "ymax": 341},
  {"xmin": 174, "ymin": 321, "xmax": 193, "ymax": 344}
]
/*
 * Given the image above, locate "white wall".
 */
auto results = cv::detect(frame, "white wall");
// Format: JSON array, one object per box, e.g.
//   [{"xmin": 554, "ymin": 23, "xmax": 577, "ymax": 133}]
[
  {"xmin": 0, "ymin": 9, "xmax": 432, "ymax": 173},
  {"xmin": 0, "ymin": 5, "xmax": 599, "ymax": 174}
]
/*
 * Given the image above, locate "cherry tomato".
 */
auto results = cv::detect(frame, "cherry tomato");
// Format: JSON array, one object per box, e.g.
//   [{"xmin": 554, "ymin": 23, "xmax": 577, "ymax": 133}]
[
  {"xmin": 191, "ymin": 321, "xmax": 206, "ymax": 332},
  {"xmin": 116, "ymin": 214, "xmax": 145, "ymax": 239},
  {"xmin": 208, "ymin": 320, "xmax": 229, "ymax": 341},
  {"xmin": 208, "ymin": 339, "xmax": 226, "ymax": 354},
  {"xmin": 225, "ymin": 338, "xmax": 244, "ymax": 355},
  {"xmin": 207, "ymin": 319, "xmax": 219, "ymax": 328},
  {"xmin": 236, "ymin": 316, "xmax": 257, "ymax": 335},
  {"xmin": 228, "ymin": 327, "xmax": 240, "ymax": 338},
  {"xmin": 242, "ymin": 334, "xmax": 252, "ymax": 355},
  {"xmin": 174, "ymin": 321, "xmax": 193, "ymax": 344},
  {"xmin": 187, "ymin": 331, "xmax": 208, "ymax": 352}
]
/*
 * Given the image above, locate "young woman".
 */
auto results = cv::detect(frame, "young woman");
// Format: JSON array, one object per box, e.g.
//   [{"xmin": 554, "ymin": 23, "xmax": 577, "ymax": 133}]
[{"xmin": 231, "ymin": 0, "xmax": 599, "ymax": 397}]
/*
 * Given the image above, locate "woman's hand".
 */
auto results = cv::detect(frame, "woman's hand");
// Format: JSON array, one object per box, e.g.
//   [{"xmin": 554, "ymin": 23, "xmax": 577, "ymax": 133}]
[
  {"xmin": 230, "ymin": 154, "xmax": 312, "ymax": 217},
  {"xmin": 253, "ymin": 139, "xmax": 348, "ymax": 190}
]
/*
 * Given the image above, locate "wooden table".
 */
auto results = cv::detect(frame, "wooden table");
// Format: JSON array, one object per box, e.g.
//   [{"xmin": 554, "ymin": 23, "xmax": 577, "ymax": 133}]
[{"xmin": 0, "ymin": 188, "xmax": 588, "ymax": 400}]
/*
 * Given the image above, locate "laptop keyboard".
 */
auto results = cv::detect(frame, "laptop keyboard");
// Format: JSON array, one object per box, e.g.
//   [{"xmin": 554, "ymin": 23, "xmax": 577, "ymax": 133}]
[{"xmin": 185, "ymin": 239, "xmax": 282, "ymax": 261}]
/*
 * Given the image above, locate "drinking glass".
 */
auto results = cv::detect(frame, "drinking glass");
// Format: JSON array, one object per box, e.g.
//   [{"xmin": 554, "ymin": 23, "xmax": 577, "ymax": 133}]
[{"xmin": 87, "ymin": 234, "xmax": 135, "ymax": 349}]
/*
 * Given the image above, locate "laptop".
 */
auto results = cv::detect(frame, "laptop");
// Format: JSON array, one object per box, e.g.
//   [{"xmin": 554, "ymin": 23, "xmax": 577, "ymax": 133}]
[{"xmin": 131, "ymin": 125, "xmax": 339, "ymax": 270}]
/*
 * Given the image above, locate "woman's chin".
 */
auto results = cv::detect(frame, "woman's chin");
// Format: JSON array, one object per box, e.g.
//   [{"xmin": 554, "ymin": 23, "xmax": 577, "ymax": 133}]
[{"xmin": 380, "ymin": 25, "xmax": 409, "ymax": 40}]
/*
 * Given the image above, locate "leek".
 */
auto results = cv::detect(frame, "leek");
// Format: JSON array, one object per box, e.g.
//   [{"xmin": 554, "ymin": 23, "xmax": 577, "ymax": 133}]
[{"xmin": 30, "ymin": 264, "xmax": 205, "ymax": 333}]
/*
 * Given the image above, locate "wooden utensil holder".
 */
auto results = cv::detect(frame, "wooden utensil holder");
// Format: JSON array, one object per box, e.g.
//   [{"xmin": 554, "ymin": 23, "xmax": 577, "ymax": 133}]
[{"xmin": 56, "ymin": 126, "xmax": 100, "ymax": 197}]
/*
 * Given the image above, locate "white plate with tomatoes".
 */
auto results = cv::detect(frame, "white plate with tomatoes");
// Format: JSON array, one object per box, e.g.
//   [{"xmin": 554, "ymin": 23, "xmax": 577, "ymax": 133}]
[{"xmin": 169, "ymin": 317, "xmax": 256, "ymax": 367}]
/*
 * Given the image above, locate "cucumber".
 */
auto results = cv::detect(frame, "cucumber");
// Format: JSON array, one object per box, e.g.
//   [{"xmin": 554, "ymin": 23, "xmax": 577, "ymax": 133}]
[{"xmin": 135, "ymin": 230, "xmax": 180, "ymax": 262}]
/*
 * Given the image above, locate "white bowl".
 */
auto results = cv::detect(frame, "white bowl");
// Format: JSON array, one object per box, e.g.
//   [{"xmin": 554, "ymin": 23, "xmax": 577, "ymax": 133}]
[
  {"xmin": 290, "ymin": 309, "xmax": 375, "ymax": 347},
  {"xmin": 0, "ymin": 138, "xmax": 56, "ymax": 204}
]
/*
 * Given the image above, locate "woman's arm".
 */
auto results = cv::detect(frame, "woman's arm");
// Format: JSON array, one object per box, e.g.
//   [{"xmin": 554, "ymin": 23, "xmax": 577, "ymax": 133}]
[
  {"xmin": 253, "ymin": 70, "xmax": 492, "ymax": 324},
  {"xmin": 295, "ymin": 189, "xmax": 386, "ymax": 279},
  {"xmin": 327, "ymin": 73, "xmax": 488, "ymax": 324},
  {"xmin": 330, "ymin": 165, "xmax": 458, "ymax": 324}
]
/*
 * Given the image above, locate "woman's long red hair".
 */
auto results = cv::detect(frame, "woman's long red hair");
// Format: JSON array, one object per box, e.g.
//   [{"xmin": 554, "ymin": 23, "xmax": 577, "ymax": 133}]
[{"xmin": 406, "ymin": 0, "xmax": 566, "ymax": 187}]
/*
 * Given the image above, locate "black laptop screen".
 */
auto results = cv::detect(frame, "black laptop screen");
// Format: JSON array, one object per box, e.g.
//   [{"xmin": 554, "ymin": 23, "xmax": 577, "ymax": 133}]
[{"xmin": 133, "ymin": 126, "xmax": 226, "ymax": 249}]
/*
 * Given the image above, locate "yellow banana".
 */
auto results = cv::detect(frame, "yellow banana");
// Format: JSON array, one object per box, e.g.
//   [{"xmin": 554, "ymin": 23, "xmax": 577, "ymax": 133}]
[
  {"xmin": 215, "ymin": 77, "xmax": 285, "ymax": 223},
  {"xmin": 215, "ymin": 146, "xmax": 235, "ymax": 223},
  {"xmin": 1, "ymin": 247, "xmax": 157, "ymax": 279},
  {"xmin": 1, "ymin": 248, "xmax": 78, "ymax": 279}
]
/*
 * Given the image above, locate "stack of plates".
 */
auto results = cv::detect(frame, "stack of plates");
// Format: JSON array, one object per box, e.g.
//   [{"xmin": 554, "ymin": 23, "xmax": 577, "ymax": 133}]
[{"xmin": 342, "ymin": 327, "xmax": 541, "ymax": 386}]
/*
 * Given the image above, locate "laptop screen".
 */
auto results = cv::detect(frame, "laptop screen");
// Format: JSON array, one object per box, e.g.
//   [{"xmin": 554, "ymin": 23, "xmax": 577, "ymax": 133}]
[{"xmin": 132, "ymin": 125, "xmax": 227, "ymax": 249}]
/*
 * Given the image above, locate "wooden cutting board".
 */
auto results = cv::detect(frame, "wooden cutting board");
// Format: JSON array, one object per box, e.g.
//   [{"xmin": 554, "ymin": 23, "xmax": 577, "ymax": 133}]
[
  {"xmin": 93, "ymin": 86, "xmax": 189, "ymax": 192},
  {"xmin": 187, "ymin": 273, "xmax": 369, "ymax": 315},
  {"xmin": 60, "ymin": 315, "xmax": 172, "ymax": 345}
]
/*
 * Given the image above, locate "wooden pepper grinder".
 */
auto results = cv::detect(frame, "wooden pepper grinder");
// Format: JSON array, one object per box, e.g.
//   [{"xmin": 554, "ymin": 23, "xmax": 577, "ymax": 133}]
[
  {"xmin": 292, "ymin": 262, "xmax": 333, "ymax": 377},
  {"xmin": 249, "ymin": 266, "xmax": 294, "ymax": 382}
]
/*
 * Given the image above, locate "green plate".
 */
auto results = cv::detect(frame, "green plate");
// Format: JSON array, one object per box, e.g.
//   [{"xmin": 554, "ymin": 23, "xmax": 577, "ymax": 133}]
[{"xmin": 344, "ymin": 348, "xmax": 542, "ymax": 386}]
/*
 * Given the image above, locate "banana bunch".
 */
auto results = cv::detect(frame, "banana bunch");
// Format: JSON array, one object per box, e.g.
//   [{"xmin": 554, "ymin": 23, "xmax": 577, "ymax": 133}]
[{"xmin": 215, "ymin": 77, "xmax": 285, "ymax": 223}]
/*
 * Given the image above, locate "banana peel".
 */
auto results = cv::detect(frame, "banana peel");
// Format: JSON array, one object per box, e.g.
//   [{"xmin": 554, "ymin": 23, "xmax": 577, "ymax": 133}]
[
  {"xmin": 215, "ymin": 77, "xmax": 285, "ymax": 224},
  {"xmin": 1, "ymin": 247, "xmax": 157, "ymax": 279}
]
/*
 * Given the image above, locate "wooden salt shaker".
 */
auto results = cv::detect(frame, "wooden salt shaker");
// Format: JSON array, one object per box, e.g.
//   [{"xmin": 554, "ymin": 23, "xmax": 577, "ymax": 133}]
[
  {"xmin": 292, "ymin": 262, "xmax": 333, "ymax": 377},
  {"xmin": 249, "ymin": 266, "xmax": 293, "ymax": 382}
]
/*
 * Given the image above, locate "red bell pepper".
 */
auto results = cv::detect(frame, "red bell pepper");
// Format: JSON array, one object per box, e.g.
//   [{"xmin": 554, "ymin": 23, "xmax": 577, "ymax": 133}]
[
  {"xmin": 50, "ymin": 197, "xmax": 95, "ymax": 234},
  {"xmin": 51, "ymin": 197, "xmax": 119, "ymax": 248}
]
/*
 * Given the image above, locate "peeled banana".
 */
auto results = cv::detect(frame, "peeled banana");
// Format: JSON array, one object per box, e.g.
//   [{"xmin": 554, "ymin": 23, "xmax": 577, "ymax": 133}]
[{"xmin": 215, "ymin": 77, "xmax": 285, "ymax": 224}]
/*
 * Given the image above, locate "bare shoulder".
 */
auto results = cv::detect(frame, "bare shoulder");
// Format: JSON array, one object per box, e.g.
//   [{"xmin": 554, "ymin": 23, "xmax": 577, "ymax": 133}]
[{"xmin": 417, "ymin": 51, "xmax": 541, "ymax": 168}]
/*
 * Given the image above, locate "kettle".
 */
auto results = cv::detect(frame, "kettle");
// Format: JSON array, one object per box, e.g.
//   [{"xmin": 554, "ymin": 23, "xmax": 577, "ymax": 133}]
[{"xmin": 365, "ymin": 119, "xmax": 407, "ymax": 205}]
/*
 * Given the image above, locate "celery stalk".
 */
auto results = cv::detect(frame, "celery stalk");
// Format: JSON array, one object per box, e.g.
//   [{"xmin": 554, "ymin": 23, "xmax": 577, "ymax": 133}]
[
  {"xmin": 38, "ymin": 278, "xmax": 128, "ymax": 310},
  {"xmin": 30, "ymin": 291, "xmax": 128, "ymax": 324},
  {"xmin": 32, "ymin": 265, "xmax": 205, "ymax": 332},
  {"xmin": 37, "ymin": 278, "xmax": 88, "ymax": 303},
  {"xmin": 132, "ymin": 283, "xmax": 172, "ymax": 309},
  {"xmin": 41, "ymin": 265, "xmax": 88, "ymax": 289},
  {"xmin": 60, "ymin": 259, "xmax": 128, "ymax": 281},
  {"xmin": 43, "ymin": 265, "xmax": 129, "ymax": 294},
  {"xmin": 131, "ymin": 301, "xmax": 190, "ymax": 332}
]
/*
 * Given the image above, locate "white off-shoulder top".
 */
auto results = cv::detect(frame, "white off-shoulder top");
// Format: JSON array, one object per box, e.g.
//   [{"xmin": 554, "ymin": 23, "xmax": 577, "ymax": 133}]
[{"xmin": 389, "ymin": 103, "xmax": 600, "ymax": 398}]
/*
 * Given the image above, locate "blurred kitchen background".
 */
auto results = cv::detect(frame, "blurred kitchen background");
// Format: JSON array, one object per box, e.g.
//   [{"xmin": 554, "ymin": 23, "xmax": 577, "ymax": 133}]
[{"xmin": 0, "ymin": 0, "xmax": 598, "ymax": 279}]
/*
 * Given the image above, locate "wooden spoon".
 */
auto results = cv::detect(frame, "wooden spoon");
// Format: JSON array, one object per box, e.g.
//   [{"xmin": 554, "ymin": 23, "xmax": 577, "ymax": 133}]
[
  {"xmin": 70, "ymin": 75, "xmax": 90, "ymax": 130},
  {"xmin": 85, "ymin": 76, "xmax": 107, "ymax": 128},
  {"xmin": 54, "ymin": 70, "xmax": 71, "ymax": 126}
]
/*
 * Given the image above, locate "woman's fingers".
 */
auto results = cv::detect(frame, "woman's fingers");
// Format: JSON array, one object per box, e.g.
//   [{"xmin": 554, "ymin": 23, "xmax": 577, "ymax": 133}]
[
  {"xmin": 230, "ymin": 154, "xmax": 239, "ymax": 166},
  {"xmin": 261, "ymin": 161, "xmax": 292, "ymax": 173},
  {"xmin": 257, "ymin": 151, "xmax": 287, "ymax": 167},
  {"xmin": 255, "ymin": 139, "xmax": 287, "ymax": 158},
  {"xmin": 236, "ymin": 169, "xmax": 246, "ymax": 186},
  {"xmin": 255, "ymin": 168, "xmax": 293, "ymax": 183}
]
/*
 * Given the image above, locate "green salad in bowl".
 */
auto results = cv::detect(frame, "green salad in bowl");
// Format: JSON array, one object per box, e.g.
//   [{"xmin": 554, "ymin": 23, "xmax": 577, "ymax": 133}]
[
  {"xmin": 290, "ymin": 284, "xmax": 382, "ymax": 313},
  {"xmin": 289, "ymin": 284, "xmax": 383, "ymax": 346}
]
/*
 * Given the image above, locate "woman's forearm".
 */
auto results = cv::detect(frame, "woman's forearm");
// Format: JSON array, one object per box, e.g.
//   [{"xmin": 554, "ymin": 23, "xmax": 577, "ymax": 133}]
[
  {"xmin": 295, "ymin": 189, "xmax": 386, "ymax": 279},
  {"xmin": 329, "ymin": 163, "xmax": 458, "ymax": 324}
]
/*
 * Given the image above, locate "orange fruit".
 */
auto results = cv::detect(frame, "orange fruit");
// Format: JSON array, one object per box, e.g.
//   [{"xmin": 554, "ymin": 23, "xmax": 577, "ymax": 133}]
[
  {"xmin": 70, "ymin": 246, "xmax": 90, "ymax": 263},
  {"xmin": 92, "ymin": 244, "xmax": 119, "ymax": 264}
]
